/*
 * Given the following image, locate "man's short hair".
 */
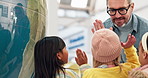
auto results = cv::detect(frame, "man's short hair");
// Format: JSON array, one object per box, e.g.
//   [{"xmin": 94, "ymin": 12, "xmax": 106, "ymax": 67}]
[{"xmin": 106, "ymin": 0, "xmax": 132, "ymax": 5}]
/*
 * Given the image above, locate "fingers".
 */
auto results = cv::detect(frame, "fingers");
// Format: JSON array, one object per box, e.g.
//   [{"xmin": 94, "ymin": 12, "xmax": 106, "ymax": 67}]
[
  {"xmin": 95, "ymin": 20, "xmax": 104, "ymax": 29},
  {"xmin": 91, "ymin": 28, "xmax": 95, "ymax": 33},
  {"xmin": 83, "ymin": 51, "xmax": 87, "ymax": 60},
  {"xmin": 121, "ymin": 34, "xmax": 136, "ymax": 48},
  {"xmin": 92, "ymin": 19, "xmax": 113, "ymax": 33},
  {"xmin": 127, "ymin": 34, "xmax": 132, "ymax": 42},
  {"xmin": 75, "ymin": 57, "xmax": 79, "ymax": 64},
  {"xmin": 92, "ymin": 20, "xmax": 105, "ymax": 33},
  {"xmin": 97, "ymin": 20, "xmax": 104, "ymax": 29},
  {"xmin": 128, "ymin": 34, "xmax": 132, "ymax": 39},
  {"xmin": 121, "ymin": 42, "xmax": 124, "ymax": 47},
  {"xmin": 82, "ymin": 51, "xmax": 88, "ymax": 64},
  {"xmin": 94, "ymin": 20, "xmax": 100, "ymax": 30},
  {"xmin": 76, "ymin": 49, "xmax": 83, "ymax": 58},
  {"xmin": 131, "ymin": 35, "xmax": 136, "ymax": 42},
  {"xmin": 109, "ymin": 27, "xmax": 113, "ymax": 30},
  {"xmin": 127, "ymin": 34, "xmax": 136, "ymax": 43},
  {"xmin": 82, "ymin": 51, "xmax": 87, "ymax": 60},
  {"xmin": 75, "ymin": 49, "xmax": 88, "ymax": 66},
  {"xmin": 93, "ymin": 22, "xmax": 100, "ymax": 30},
  {"xmin": 76, "ymin": 49, "xmax": 84, "ymax": 63}
]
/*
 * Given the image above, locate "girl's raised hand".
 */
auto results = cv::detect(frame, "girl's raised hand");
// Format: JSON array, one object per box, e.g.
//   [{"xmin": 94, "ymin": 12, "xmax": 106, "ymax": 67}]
[{"xmin": 75, "ymin": 49, "xmax": 88, "ymax": 66}]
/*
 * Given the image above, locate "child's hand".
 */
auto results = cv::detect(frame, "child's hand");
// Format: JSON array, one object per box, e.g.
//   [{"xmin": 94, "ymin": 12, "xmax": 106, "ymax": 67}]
[
  {"xmin": 91, "ymin": 19, "xmax": 113, "ymax": 33},
  {"xmin": 121, "ymin": 34, "xmax": 136, "ymax": 49},
  {"xmin": 75, "ymin": 49, "xmax": 88, "ymax": 66}
]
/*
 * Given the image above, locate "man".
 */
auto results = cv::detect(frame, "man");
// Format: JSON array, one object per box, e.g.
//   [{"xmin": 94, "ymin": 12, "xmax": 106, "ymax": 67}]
[{"xmin": 92, "ymin": 0, "xmax": 148, "ymax": 63}]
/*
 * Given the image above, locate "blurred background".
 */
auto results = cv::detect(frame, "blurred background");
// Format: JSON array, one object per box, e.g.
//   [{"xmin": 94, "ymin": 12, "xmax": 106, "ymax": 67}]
[
  {"xmin": 55, "ymin": 0, "xmax": 148, "ymax": 67},
  {"xmin": 0, "ymin": 0, "xmax": 148, "ymax": 78}
]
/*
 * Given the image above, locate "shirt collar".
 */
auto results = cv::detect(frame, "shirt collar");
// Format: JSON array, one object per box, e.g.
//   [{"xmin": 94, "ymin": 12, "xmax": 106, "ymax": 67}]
[{"xmin": 131, "ymin": 14, "xmax": 138, "ymax": 32}]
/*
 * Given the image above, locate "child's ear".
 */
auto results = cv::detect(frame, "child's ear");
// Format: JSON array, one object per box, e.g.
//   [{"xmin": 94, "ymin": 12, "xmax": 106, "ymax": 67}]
[
  {"xmin": 57, "ymin": 52, "xmax": 62, "ymax": 60},
  {"xmin": 143, "ymin": 52, "xmax": 148, "ymax": 59}
]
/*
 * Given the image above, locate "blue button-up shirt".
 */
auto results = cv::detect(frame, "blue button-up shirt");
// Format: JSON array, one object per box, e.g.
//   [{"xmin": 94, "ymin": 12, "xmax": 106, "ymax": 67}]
[{"xmin": 103, "ymin": 13, "xmax": 148, "ymax": 62}]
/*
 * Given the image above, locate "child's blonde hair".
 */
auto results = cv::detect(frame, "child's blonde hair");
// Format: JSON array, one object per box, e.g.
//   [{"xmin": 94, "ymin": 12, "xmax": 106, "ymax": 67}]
[
  {"xmin": 129, "ymin": 70, "xmax": 148, "ymax": 78},
  {"xmin": 93, "ymin": 57, "xmax": 120, "ymax": 68}
]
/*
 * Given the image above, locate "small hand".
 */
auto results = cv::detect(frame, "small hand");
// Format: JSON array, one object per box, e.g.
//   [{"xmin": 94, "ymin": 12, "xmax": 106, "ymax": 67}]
[
  {"xmin": 91, "ymin": 19, "xmax": 113, "ymax": 33},
  {"xmin": 75, "ymin": 49, "xmax": 88, "ymax": 66},
  {"xmin": 121, "ymin": 34, "xmax": 136, "ymax": 49}
]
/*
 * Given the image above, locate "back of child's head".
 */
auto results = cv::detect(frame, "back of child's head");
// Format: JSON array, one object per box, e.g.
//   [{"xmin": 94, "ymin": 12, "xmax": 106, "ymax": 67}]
[
  {"xmin": 139, "ymin": 32, "xmax": 148, "ymax": 66},
  {"xmin": 141, "ymin": 32, "xmax": 148, "ymax": 53},
  {"xmin": 91, "ymin": 29, "xmax": 122, "ymax": 63},
  {"xmin": 34, "ymin": 36, "xmax": 66, "ymax": 78},
  {"xmin": 128, "ymin": 70, "xmax": 148, "ymax": 78}
]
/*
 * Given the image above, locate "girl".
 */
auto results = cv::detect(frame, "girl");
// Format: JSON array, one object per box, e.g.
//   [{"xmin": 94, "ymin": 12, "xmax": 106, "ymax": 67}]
[
  {"xmin": 34, "ymin": 36, "xmax": 86, "ymax": 78},
  {"xmin": 137, "ymin": 32, "xmax": 148, "ymax": 74},
  {"xmin": 129, "ymin": 32, "xmax": 148, "ymax": 78},
  {"xmin": 82, "ymin": 29, "xmax": 140, "ymax": 78}
]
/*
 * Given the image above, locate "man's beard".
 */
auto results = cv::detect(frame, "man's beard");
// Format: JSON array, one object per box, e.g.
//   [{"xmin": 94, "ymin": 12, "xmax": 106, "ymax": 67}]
[{"xmin": 113, "ymin": 17, "xmax": 126, "ymax": 27}]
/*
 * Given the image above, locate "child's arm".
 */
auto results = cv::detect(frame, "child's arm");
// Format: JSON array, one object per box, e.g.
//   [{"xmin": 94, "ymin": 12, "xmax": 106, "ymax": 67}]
[
  {"xmin": 75, "ymin": 49, "xmax": 91, "ymax": 74},
  {"xmin": 121, "ymin": 34, "xmax": 140, "ymax": 68}
]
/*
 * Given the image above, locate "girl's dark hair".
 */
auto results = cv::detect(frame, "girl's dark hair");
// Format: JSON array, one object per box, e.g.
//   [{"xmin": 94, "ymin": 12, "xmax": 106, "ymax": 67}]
[{"xmin": 34, "ymin": 36, "xmax": 66, "ymax": 78}]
